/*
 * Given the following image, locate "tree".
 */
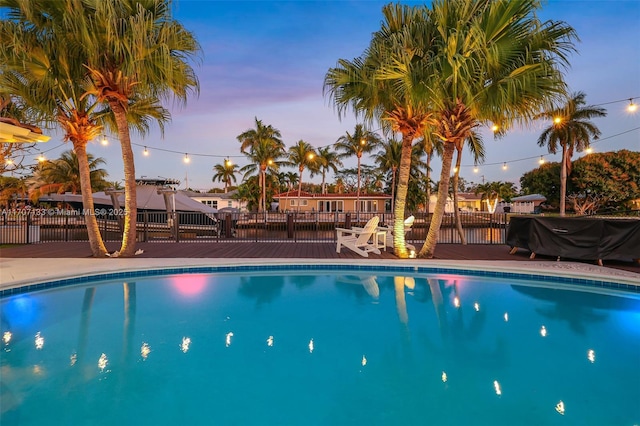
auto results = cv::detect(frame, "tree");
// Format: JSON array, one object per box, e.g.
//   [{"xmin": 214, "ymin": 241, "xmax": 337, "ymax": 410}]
[
  {"xmin": 29, "ymin": 150, "xmax": 109, "ymax": 199},
  {"xmin": 313, "ymin": 146, "xmax": 343, "ymax": 194},
  {"xmin": 570, "ymin": 150, "xmax": 640, "ymax": 212},
  {"xmin": 536, "ymin": 92, "xmax": 607, "ymax": 216},
  {"xmin": 286, "ymin": 140, "xmax": 317, "ymax": 212},
  {"xmin": 333, "ymin": 124, "xmax": 381, "ymax": 217},
  {"xmin": 81, "ymin": 0, "xmax": 201, "ymax": 257},
  {"xmin": 373, "ymin": 138, "xmax": 402, "ymax": 212},
  {"xmin": 237, "ymin": 118, "xmax": 285, "ymax": 212},
  {"xmin": 212, "ymin": 159, "xmax": 238, "ymax": 193},
  {"xmin": 452, "ymin": 134, "xmax": 485, "ymax": 244},
  {"xmin": 475, "ymin": 181, "xmax": 517, "ymax": 214},
  {"xmin": 520, "ymin": 162, "xmax": 562, "ymax": 208},
  {"xmin": 325, "ymin": 4, "xmax": 434, "ymax": 257},
  {"xmin": 412, "ymin": 0, "xmax": 577, "ymax": 258},
  {"xmin": 0, "ymin": 1, "xmax": 110, "ymax": 257}
]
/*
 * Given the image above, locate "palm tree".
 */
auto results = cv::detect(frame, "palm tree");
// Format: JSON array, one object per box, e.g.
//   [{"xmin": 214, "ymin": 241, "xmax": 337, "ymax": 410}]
[
  {"xmin": 334, "ymin": 125, "xmax": 381, "ymax": 217},
  {"xmin": 452, "ymin": 134, "xmax": 485, "ymax": 244},
  {"xmin": 239, "ymin": 138, "xmax": 285, "ymax": 212},
  {"xmin": 0, "ymin": 2, "xmax": 110, "ymax": 257},
  {"xmin": 237, "ymin": 118, "xmax": 285, "ymax": 212},
  {"xmin": 212, "ymin": 159, "xmax": 238, "ymax": 193},
  {"xmin": 325, "ymin": 5, "xmax": 435, "ymax": 257},
  {"xmin": 373, "ymin": 138, "xmax": 402, "ymax": 212},
  {"xmin": 313, "ymin": 146, "xmax": 343, "ymax": 194},
  {"xmin": 29, "ymin": 150, "xmax": 109, "ymax": 199},
  {"xmin": 475, "ymin": 181, "xmax": 517, "ymax": 214},
  {"xmin": 409, "ymin": 0, "xmax": 577, "ymax": 258},
  {"xmin": 286, "ymin": 140, "xmax": 317, "ymax": 212},
  {"xmin": 80, "ymin": 0, "xmax": 201, "ymax": 257},
  {"xmin": 536, "ymin": 92, "xmax": 606, "ymax": 216}
]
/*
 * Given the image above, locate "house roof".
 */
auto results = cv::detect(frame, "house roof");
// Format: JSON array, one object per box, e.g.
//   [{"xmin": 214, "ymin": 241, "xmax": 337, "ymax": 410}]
[
  {"xmin": 274, "ymin": 190, "xmax": 391, "ymax": 199},
  {"xmin": 40, "ymin": 185, "xmax": 217, "ymax": 213},
  {"xmin": 0, "ymin": 117, "xmax": 51, "ymax": 143},
  {"xmin": 512, "ymin": 194, "xmax": 547, "ymax": 202}
]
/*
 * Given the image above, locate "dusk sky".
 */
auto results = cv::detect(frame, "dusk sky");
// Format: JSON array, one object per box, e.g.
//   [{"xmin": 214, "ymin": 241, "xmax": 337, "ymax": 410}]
[{"xmin": 32, "ymin": 0, "xmax": 640, "ymax": 192}]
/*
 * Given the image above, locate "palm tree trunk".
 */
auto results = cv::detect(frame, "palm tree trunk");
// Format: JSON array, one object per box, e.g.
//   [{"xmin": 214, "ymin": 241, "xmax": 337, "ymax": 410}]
[
  {"xmin": 73, "ymin": 142, "xmax": 108, "ymax": 257},
  {"xmin": 560, "ymin": 144, "xmax": 567, "ymax": 216},
  {"xmin": 425, "ymin": 154, "xmax": 431, "ymax": 215},
  {"xmin": 391, "ymin": 166, "xmax": 396, "ymax": 212},
  {"xmin": 392, "ymin": 137, "xmax": 413, "ymax": 258},
  {"xmin": 356, "ymin": 156, "xmax": 361, "ymax": 219},
  {"xmin": 322, "ymin": 170, "xmax": 326, "ymax": 194},
  {"xmin": 419, "ymin": 142, "xmax": 456, "ymax": 258},
  {"xmin": 453, "ymin": 147, "xmax": 466, "ymax": 244},
  {"xmin": 297, "ymin": 169, "xmax": 303, "ymax": 213},
  {"xmin": 110, "ymin": 102, "xmax": 138, "ymax": 257}
]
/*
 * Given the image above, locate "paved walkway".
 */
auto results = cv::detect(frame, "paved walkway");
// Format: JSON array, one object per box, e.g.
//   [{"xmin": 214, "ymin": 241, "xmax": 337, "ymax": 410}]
[{"xmin": 1, "ymin": 242, "xmax": 638, "ymax": 291}]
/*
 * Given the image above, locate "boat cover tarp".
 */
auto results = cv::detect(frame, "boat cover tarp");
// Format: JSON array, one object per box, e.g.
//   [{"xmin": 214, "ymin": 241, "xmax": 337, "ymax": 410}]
[{"xmin": 506, "ymin": 216, "xmax": 640, "ymax": 261}]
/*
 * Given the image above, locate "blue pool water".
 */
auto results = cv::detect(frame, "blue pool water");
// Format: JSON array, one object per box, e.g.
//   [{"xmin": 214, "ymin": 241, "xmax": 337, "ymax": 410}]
[{"xmin": 1, "ymin": 268, "xmax": 639, "ymax": 425}]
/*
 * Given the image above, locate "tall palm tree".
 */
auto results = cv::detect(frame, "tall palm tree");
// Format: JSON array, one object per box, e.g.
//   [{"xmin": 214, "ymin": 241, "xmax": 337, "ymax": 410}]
[
  {"xmin": 80, "ymin": 0, "xmax": 201, "ymax": 257},
  {"xmin": 212, "ymin": 159, "xmax": 238, "ymax": 193},
  {"xmin": 239, "ymin": 138, "xmax": 285, "ymax": 212},
  {"xmin": 237, "ymin": 118, "xmax": 285, "ymax": 212},
  {"xmin": 325, "ymin": 5, "xmax": 435, "ymax": 257},
  {"xmin": 412, "ymin": 0, "xmax": 576, "ymax": 258},
  {"xmin": 0, "ymin": 1, "xmax": 110, "ymax": 257},
  {"xmin": 313, "ymin": 146, "xmax": 343, "ymax": 194},
  {"xmin": 536, "ymin": 91, "xmax": 606, "ymax": 216},
  {"xmin": 328, "ymin": 1, "xmax": 576, "ymax": 258},
  {"xmin": 373, "ymin": 138, "xmax": 402, "ymax": 212},
  {"xmin": 286, "ymin": 140, "xmax": 317, "ymax": 212},
  {"xmin": 334, "ymin": 125, "xmax": 381, "ymax": 216},
  {"xmin": 452, "ymin": 134, "xmax": 485, "ymax": 244}
]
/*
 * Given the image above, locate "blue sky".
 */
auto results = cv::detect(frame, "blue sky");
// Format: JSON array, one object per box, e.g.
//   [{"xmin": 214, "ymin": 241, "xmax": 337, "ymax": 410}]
[{"xmin": 34, "ymin": 0, "xmax": 640, "ymax": 191}]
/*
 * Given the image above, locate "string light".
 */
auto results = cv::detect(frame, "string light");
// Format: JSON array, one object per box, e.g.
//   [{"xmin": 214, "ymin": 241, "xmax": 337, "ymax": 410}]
[
  {"xmin": 183, "ymin": 153, "xmax": 190, "ymax": 164},
  {"xmin": 538, "ymin": 156, "xmax": 545, "ymax": 165},
  {"xmin": 17, "ymin": 94, "xmax": 638, "ymax": 174},
  {"xmin": 585, "ymin": 147, "xmax": 593, "ymax": 154}
]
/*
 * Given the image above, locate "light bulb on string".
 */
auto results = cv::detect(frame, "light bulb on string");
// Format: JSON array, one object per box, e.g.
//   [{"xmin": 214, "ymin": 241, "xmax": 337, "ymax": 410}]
[
  {"xmin": 183, "ymin": 153, "xmax": 190, "ymax": 164},
  {"xmin": 101, "ymin": 135, "xmax": 108, "ymax": 146},
  {"xmin": 539, "ymin": 156, "xmax": 545, "ymax": 165},
  {"xmin": 491, "ymin": 124, "xmax": 499, "ymax": 133},
  {"xmin": 473, "ymin": 166, "xmax": 479, "ymax": 173},
  {"xmin": 225, "ymin": 158, "xmax": 232, "ymax": 166},
  {"xmin": 143, "ymin": 146, "xmax": 149, "ymax": 156},
  {"xmin": 502, "ymin": 162, "xmax": 508, "ymax": 170},
  {"xmin": 585, "ymin": 147, "xmax": 593, "ymax": 154},
  {"xmin": 38, "ymin": 154, "xmax": 46, "ymax": 162},
  {"xmin": 628, "ymin": 99, "xmax": 638, "ymax": 113}
]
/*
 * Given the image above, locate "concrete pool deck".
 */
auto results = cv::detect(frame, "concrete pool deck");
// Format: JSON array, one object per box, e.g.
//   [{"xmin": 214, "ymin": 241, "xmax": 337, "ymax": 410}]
[{"xmin": 1, "ymin": 257, "xmax": 638, "ymax": 293}]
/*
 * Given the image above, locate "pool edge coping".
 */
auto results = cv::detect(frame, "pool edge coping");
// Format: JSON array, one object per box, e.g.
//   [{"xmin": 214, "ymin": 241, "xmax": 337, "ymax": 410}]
[{"xmin": 1, "ymin": 258, "xmax": 638, "ymax": 297}]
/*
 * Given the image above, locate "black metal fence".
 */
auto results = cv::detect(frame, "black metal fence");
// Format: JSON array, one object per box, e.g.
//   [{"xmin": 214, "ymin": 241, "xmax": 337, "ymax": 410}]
[{"xmin": 0, "ymin": 209, "xmax": 515, "ymax": 245}]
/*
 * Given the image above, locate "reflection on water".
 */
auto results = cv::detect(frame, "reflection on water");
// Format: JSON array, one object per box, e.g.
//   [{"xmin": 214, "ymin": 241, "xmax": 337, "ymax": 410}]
[{"xmin": 0, "ymin": 272, "xmax": 638, "ymax": 425}]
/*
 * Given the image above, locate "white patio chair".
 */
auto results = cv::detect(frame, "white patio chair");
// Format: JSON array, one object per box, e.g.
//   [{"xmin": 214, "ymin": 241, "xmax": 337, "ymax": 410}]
[
  {"xmin": 382, "ymin": 215, "xmax": 416, "ymax": 251},
  {"xmin": 336, "ymin": 216, "xmax": 382, "ymax": 257}
]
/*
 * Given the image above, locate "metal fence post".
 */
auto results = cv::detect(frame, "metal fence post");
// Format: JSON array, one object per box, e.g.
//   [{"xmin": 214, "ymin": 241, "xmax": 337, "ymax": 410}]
[{"xmin": 26, "ymin": 211, "xmax": 31, "ymax": 244}]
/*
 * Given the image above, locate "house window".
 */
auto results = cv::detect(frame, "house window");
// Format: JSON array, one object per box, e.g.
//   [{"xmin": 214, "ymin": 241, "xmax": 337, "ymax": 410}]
[
  {"xmin": 290, "ymin": 199, "xmax": 308, "ymax": 207},
  {"xmin": 227, "ymin": 201, "xmax": 233, "ymax": 208},
  {"xmin": 318, "ymin": 200, "xmax": 343, "ymax": 212},
  {"xmin": 359, "ymin": 200, "xmax": 377, "ymax": 212}
]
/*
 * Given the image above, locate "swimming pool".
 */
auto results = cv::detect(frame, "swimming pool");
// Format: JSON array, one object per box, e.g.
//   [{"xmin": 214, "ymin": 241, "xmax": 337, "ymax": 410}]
[{"xmin": 1, "ymin": 266, "xmax": 639, "ymax": 425}]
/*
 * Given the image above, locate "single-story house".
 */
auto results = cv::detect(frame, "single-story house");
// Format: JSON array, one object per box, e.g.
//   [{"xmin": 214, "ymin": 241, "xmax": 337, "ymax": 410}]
[
  {"xmin": 184, "ymin": 189, "xmax": 247, "ymax": 211},
  {"xmin": 273, "ymin": 190, "xmax": 391, "ymax": 213}
]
